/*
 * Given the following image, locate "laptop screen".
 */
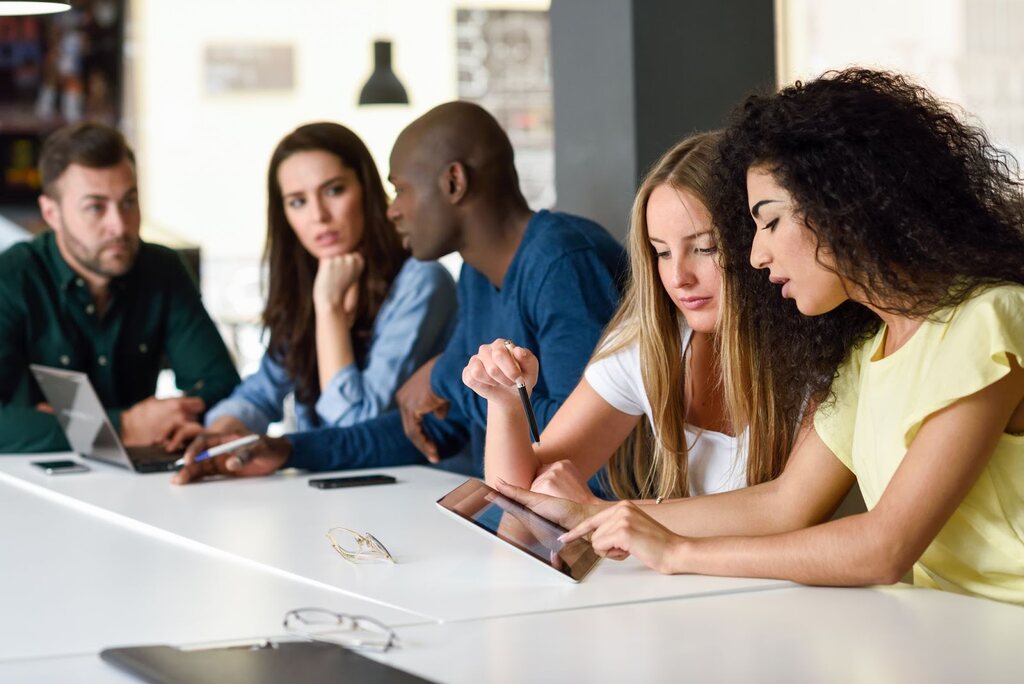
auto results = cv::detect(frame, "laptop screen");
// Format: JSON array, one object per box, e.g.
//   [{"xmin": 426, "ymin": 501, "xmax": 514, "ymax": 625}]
[{"xmin": 30, "ymin": 365, "xmax": 134, "ymax": 469}]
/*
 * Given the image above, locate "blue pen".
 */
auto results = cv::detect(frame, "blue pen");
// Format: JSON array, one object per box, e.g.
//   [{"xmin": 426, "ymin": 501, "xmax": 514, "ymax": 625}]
[{"xmin": 173, "ymin": 434, "xmax": 259, "ymax": 468}]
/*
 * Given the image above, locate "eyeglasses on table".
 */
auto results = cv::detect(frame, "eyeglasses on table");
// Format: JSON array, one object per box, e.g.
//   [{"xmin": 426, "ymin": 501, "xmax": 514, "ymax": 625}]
[
  {"xmin": 283, "ymin": 607, "xmax": 398, "ymax": 652},
  {"xmin": 326, "ymin": 526, "xmax": 395, "ymax": 564}
]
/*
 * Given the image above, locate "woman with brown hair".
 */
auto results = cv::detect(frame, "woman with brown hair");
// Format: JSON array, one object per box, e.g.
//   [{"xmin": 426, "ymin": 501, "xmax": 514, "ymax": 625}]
[{"xmin": 203, "ymin": 122, "xmax": 457, "ymax": 435}]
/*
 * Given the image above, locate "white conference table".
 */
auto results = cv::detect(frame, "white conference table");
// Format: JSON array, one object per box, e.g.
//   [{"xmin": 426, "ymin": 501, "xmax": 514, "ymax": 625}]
[
  {"xmin": 384, "ymin": 584, "xmax": 1024, "ymax": 683},
  {"xmin": 0, "ymin": 478, "xmax": 426, "ymax": 663},
  {"xmin": 0, "ymin": 455, "xmax": 790, "ymax": 623},
  {"xmin": 3, "ymin": 453, "xmax": 1023, "ymax": 683},
  {"xmin": 6, "ymin": 584, "xmax": 1024, "ymax": 683}
]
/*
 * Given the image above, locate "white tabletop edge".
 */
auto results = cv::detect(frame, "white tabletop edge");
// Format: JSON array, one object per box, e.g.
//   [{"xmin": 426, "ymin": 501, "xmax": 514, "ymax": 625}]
[
  {"xmin": 435, "ymin": 575, "xmax": 798, "ymax": 625},
  {"xmin": 0, "ymin": 468, "xmax": 443, "ymax": 625}
]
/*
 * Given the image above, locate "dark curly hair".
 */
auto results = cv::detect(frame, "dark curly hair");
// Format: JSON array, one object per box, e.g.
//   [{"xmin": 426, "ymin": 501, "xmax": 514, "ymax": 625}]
[{"xmin": 711, "ymin": 68, "xmax": 1024, "ymax": 427}]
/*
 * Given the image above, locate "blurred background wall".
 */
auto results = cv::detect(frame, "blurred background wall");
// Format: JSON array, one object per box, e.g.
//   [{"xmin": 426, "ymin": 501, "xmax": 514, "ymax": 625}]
[{"xmin": 3, "ymin": 0, "xmax": 1023, "ymax": 394}]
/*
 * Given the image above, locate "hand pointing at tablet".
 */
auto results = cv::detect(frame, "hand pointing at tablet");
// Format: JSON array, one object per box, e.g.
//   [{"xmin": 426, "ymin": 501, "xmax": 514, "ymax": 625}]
[
  {"xmin": 499, "ymin": 480, "xmax": 688, "ymax": 574},
  {"xmin": 558, "ymin": 502, "xmax": 684, "ymax": 572},
  {"xmin": 493, "ymin": 479, "xmax": 605, "ymax": 531}
]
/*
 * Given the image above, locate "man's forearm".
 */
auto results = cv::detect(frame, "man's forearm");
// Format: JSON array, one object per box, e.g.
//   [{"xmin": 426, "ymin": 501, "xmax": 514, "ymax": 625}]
[{"xmin": 286, "ymin": 410, "xmax": 469, "ymax": 471}]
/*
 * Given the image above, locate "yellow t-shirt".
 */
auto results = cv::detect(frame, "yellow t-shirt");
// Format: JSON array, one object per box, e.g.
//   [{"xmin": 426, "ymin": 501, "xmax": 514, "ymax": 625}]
[{"xmin": 814, "ymin": 284, "xmax": 1024, "ymax": 604}]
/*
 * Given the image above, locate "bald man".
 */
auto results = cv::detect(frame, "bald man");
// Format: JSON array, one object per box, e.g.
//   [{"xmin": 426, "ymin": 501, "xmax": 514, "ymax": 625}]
[{"xmin": 174, "ymin": 102, "xmax": 625, "ymax": 483}]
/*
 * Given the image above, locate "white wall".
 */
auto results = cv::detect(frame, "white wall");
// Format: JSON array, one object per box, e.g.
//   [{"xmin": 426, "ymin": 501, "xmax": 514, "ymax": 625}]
[
  {"xmin": 132, "ymin": 0, "xmax": 448, "ymax": 260},
  {"xmin": 128, "ymin": 0, "xmax": 546, "ymax": 370},
  {"xmin": 778, "ymin": 0, "xmax": 963, "ymax": 99},
  {"xmin": 780, "ymin": 0, "xmax": 1024, "ymax": 164},
  {"xmin": 131, "ymin": 0, "xmax": 548, "ymax": 261}
]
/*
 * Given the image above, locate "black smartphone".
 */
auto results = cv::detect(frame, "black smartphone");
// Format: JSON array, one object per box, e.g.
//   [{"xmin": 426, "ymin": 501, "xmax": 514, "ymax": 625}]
[
  {"xmin": 308, "ymin": 474, "xmax": 397, "ymax": 489},
  {"xmin": 32, "ymin": 459, "xmax": 91, "ymax": 475}
]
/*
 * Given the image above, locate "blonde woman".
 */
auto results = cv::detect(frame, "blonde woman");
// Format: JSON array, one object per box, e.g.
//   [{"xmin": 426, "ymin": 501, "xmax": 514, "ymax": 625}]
[{"xmin": 463, "ymin": 133, "xmax": 797, "ymax": 504}]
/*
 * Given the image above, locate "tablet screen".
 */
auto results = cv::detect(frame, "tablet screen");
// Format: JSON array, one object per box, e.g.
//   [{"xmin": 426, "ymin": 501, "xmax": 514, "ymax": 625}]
[{"xmin": 436, "ymin": 479, "xmax": 601, "ymax": 582}]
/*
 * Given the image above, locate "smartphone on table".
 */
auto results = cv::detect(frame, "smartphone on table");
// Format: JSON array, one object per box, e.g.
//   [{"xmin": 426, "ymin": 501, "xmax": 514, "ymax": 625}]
[
  {"xmin": 308, "ymin": 474, "xmax": 397, "ymax": 489},
  {"xmin": 32, "ymin": 459, "xmax": 91, "ymax": 475}
]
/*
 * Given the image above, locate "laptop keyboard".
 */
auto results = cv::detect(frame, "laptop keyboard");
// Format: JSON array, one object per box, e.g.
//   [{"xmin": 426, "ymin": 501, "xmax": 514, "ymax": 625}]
[{"xmin": 126, "ymin": 445, "xmax": 182, "ymax": 464}]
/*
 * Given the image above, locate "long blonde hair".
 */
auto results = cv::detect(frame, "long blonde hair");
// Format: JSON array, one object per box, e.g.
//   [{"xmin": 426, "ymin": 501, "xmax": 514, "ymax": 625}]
[
  {"xmin": 596, "ymin": 131, "xmax": 789, "ymax": 500},
  {"xmin": 595, "ymin": 133, "xmax": 718, "ymax": 500}
]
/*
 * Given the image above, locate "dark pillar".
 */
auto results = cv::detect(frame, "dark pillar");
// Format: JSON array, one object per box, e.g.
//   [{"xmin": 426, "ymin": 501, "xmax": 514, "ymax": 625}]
[{"xmin": 550, "ymin": 0, "xmax": 776, "ymax": 239}]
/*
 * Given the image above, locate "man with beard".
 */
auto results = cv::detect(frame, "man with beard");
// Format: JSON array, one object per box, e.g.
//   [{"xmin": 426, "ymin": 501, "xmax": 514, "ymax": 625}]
[{"xmin": 0, "ymin": 122, "xmax": 239, "ymax": 453}]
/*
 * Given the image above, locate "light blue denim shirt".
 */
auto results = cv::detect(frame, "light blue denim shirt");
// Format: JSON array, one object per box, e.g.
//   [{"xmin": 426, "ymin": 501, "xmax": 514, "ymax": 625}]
[{"xmin": 206, "ymin": 258, "xmax": 457, "ymax": 433}]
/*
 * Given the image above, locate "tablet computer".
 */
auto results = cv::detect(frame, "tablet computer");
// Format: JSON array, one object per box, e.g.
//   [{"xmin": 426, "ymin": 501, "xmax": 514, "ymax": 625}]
[{"xmin": 436, "ymin": 479, "xmax": 601, "ymax": 582}]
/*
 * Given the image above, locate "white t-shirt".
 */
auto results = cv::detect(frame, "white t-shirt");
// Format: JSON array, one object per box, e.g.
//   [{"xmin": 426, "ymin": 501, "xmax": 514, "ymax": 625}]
[{"xmin": 583, "ymin": 323, "xmax": 748, "ymax": 496}]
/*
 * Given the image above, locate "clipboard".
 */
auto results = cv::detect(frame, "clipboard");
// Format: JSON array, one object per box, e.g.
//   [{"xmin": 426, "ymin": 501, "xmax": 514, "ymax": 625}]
[{"xmin": 100, "ymin": 640, "xmax": 432, "ymax": 684}]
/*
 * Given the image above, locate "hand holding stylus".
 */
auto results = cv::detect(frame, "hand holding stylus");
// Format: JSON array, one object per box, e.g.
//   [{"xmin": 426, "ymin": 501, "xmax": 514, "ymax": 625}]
[
  {"xmin": 461, "ymin": 338, "xmax": 541, "ymax": 443},
  {"xmin": 462, "ymin": 338, "xmax": 540, "ymax": 400},
  {"xmin": 502, "ymin": 339, "xmax": 541, "ymax": 443}
]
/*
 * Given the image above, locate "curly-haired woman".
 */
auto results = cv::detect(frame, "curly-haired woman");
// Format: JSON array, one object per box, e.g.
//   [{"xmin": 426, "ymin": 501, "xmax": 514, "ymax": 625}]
[{"xmin": 501, "ymin": 69, "xmax": 1024, "ymax": 604}]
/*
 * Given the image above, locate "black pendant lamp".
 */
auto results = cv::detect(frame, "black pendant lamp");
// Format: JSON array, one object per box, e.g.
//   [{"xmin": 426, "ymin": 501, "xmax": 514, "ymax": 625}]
[
  {"xmin": 358, "ymin": 40, "xmax": 409, "ymax": 105},
  {"xmin": 0, "ymin": 1, "xmax": 70, "ymax": 15}
]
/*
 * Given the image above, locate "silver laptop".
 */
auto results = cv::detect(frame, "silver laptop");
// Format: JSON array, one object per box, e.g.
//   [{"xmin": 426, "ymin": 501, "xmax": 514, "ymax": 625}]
[{"xmin": 30, "ymin": 364, "xmax": 182, "ymax": 473}]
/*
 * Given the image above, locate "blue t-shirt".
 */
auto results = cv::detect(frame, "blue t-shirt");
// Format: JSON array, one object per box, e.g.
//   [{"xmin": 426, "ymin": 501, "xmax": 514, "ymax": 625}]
[{"xmin": 287, "ymin": 210, "xmax": 625, "ymax": 476}]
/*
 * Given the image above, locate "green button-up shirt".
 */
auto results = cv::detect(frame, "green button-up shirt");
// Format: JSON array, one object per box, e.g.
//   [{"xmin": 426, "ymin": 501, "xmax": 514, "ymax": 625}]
[{"xmin": 0, "ymin": 231, "xmax": 240, "ymax": 453}]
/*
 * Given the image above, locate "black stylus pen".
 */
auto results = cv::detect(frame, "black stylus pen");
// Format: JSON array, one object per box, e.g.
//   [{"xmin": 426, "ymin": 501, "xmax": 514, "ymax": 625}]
[{"xmin": 504, "ymin": 339, "xmax": 541, "ymax": 443}]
